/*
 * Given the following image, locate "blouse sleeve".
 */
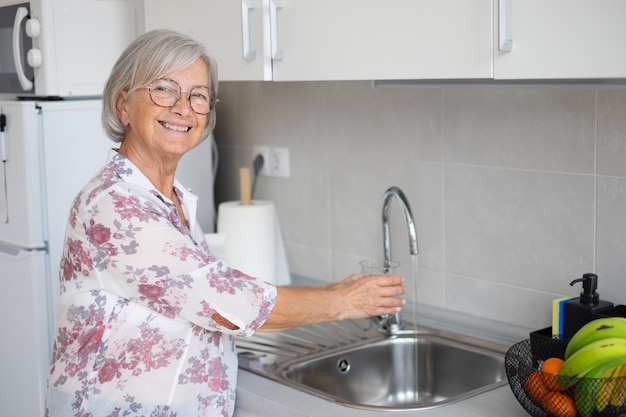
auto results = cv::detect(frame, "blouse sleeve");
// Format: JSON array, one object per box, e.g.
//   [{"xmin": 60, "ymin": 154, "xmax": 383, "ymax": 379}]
[{"xmin": 62, "ymin": 182, "xmax": 276, "ymax": 337}]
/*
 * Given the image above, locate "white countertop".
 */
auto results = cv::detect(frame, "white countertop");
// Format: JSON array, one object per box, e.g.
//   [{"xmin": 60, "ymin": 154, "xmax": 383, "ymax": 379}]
[{"xmin": 233, "ymin": 277, "xmax": 537, "ymax": 417}]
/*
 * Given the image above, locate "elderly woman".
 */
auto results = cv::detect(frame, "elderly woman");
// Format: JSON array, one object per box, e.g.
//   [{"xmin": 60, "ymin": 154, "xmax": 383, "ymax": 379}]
[{"xmin": 46, "ymin": 29, "xmax": 405, "ymax": 417}]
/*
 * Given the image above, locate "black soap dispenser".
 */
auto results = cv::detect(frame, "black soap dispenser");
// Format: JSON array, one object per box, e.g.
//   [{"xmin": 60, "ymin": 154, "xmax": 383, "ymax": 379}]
[{"xmin": 563, "ymin": 273, "xmax": 613, "ymax": 338}]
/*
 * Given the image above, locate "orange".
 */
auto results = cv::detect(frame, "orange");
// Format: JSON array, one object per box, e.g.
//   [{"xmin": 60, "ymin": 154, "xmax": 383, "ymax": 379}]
[
  {"xmin": 541, "ymin": 357, "xmax": 565, "ymax": 392},
  {"xmin": 525, "ymin": 371, "xmax": 550, "ymax": 404},
  {"xmin": 541, "ymin": 391, "xmax": 577, "ymax": 417}
]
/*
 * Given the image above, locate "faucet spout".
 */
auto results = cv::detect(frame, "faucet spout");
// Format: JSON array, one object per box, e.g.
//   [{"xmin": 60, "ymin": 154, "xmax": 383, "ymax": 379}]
[
  {"xmin": 378, "ymin": 186, "xmax": 419, "ymax": 334},
  {"xmin": 382, "ymin": 186, "xmax": 419, "ymax": 260}
]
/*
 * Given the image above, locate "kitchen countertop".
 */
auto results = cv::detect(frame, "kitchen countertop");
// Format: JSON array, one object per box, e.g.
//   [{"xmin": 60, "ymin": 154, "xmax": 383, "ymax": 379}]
[
  {"xmin": 234, "ymin": 372, "xmax": 530, "ymax": 417},
  {"xmin": 233, "ymin": 277, "xmax": 537, "ymax": 417}
]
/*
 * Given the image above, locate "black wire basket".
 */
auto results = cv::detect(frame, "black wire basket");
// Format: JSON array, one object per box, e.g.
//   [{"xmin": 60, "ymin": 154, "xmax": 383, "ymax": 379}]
[{"xmin": 505, "ymin": 338, "xmax": 626, "ymax": 417}]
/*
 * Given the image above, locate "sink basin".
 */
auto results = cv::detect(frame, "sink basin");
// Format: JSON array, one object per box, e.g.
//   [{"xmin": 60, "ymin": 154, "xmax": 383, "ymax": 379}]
[
  {"xmin": 279, "ymin": 332, "xmax": 506, "ymax": 410},
  {"xmin": 236, "ymin": 320, "xmax": 508, "ymax": 411}
]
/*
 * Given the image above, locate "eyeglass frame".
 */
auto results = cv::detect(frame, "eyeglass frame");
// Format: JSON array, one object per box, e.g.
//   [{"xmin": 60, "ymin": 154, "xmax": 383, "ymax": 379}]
[{"xmin": 144, "ymin": 78, "xmax": 219, "ymax": 115}]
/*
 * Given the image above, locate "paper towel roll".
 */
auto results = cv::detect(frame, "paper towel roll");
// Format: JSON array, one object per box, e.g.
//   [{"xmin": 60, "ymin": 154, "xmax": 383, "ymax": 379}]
[{"xmin": 216, "ymin": 200, "xmax": 288, "ymax": 284}]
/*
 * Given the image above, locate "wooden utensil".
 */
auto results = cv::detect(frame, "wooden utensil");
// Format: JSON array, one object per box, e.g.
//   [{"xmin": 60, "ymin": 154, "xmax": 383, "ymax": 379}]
[{"xmin": 240, "ymin": 166, "xmax": 251, "ymax": 205}]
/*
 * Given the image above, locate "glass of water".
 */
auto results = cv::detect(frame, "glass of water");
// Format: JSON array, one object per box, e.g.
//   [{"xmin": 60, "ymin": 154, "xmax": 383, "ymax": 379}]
[{"xmin": 359, "ymin": 259, "xmax": 400, "ymax": 276}]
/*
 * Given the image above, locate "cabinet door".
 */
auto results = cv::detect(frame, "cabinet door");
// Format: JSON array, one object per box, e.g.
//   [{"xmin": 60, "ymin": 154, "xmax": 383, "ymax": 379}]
[
  {"xmin": 272, "ymin": 0, "xmax": 492, "ymax": 81},
  {"xmin": 495, "ymin": 0, "xmax": 626, "ymax": 79},
  {"xmin": 144, "ymin": 0, "xmax": 271, "ymax": 81}
]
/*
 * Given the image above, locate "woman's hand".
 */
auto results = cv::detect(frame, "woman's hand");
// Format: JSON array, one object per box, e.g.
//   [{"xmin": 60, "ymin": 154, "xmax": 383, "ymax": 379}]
[
  {"xmin": 257, "ymin": 273, "xmax": 405, "ymax": 332},
  {"xmin": 325, "ymin": 273, "xmax": 406, "ymax": 320}
]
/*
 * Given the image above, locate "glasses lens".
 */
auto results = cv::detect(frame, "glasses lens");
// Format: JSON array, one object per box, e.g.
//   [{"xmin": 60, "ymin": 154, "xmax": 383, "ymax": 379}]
[
  {"xmin": 189, "ymin": 86, "xmax": 212, "ymax": 115},
  {"xmin": 149, "ymin": 79, "xmax": 179, "ymax": 107},
  {"xmin": 148, "ymin": 79, "xmax": 216, "ymax": 114}
]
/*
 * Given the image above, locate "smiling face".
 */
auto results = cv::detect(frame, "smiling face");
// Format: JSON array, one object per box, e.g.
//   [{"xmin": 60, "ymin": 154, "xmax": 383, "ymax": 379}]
[{"xmin": 115, "ymin": 58, "xmax": 210, "ymax": 167}]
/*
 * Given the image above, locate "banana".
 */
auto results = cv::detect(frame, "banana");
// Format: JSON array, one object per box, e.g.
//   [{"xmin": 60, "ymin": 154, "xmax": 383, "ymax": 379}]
[
  {"xmin": 609, "ymin": 363, "xmax": 626, "ymax": 407},
  {"xmin": 555, "ymin": 317, "xmax": 626, "ymax": 415},
  {"xmin": 565, "ymin": 317, "xmax": 626, "ymax": 360},
  {"xmin": 596, "ymin": 365, "xmax": 620, "ymax": 412},
  {"xmin": 558, "ymin": 337, "xmax": 626, "ymax": 389},
  {"xmin": 576, "ymin": 364, "xmax": 607, "ymax": 417}
]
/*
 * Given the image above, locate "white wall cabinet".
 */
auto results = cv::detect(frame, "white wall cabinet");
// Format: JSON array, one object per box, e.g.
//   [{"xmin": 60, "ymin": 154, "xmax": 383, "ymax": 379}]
[
  {"xmin": 268, "ymin": 0, "xmax": 492, "ymax": 81},
  {"xmin": 145, "ymin": 0, "xmax": 493, "ymax": 81},
  {"xmin": 495, "ymin": 0, "xmax": 626, "ymax": 79},
  {"xmin": 145, "ymin": 0, "xmax": 626, "ymax": 82},
  {"xmin": 145, "ymin": 0, "xmax": 272, "ymax": 81}
]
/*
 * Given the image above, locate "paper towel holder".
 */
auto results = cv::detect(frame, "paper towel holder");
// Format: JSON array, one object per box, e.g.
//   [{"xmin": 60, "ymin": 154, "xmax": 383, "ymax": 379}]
[{"xmin": 239, "ymin": 166, "xmax": 251, "ymax": 205}]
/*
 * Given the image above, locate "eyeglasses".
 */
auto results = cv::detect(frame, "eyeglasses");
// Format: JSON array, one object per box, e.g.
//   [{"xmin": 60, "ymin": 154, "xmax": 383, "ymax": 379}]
[{"xmin": 145, "ymin": 78, "xmax": 218, "ymax": 115}]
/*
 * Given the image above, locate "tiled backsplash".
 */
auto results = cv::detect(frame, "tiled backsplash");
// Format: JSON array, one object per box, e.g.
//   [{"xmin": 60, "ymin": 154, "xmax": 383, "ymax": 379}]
[{"xmin": 211, "ymin": 81, "xmax": 626, "ymax": 330}]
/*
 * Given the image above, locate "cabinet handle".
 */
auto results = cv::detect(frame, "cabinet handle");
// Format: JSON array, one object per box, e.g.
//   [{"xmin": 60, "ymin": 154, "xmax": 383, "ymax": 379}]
[
  {"xmin": 498, "ymin": 0, "xmax": 513, "ymax": 52},
  {"xmin": 270, "ymin": 0, "xmax": 284, "ymax": 61},
  {"xmin": 241, "ymin": 0, "xmax": 256, "ymax": 60}
]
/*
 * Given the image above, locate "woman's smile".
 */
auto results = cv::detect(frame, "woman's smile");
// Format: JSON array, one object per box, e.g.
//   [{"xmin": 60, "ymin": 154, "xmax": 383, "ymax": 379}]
[{"xmin": 160, "ymin": 120, "xmax": 191, "ymax": 132}]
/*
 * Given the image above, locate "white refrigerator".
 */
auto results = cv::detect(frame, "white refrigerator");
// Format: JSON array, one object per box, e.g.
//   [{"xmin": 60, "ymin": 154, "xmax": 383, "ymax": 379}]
[{"xmin": 0, "ymin": 99, "xmax": 215, "ymax": 416}]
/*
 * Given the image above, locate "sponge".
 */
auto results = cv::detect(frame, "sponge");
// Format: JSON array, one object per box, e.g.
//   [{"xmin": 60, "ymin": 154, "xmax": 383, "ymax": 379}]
[{"xmin": 553, "ymin": 296, "xmax": 578, "ymax": 339}]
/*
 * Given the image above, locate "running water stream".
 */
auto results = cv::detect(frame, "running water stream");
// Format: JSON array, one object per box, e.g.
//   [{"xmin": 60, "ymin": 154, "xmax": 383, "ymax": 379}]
[{"xmin": 410, "ymin": 253, "xmax": 420, "ymax": 403}]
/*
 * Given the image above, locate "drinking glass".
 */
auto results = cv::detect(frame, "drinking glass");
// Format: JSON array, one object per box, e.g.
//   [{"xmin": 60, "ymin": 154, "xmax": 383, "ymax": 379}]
[{"xmin": 359, "ymin": 259, "xmax": 400, "ymax": 276}]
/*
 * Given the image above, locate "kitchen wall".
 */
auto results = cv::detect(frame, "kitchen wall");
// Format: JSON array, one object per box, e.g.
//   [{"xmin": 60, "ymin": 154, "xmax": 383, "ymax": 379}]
[{"xmin": 210, "ymin": 81, "xmax": 626, "ymax": 331}]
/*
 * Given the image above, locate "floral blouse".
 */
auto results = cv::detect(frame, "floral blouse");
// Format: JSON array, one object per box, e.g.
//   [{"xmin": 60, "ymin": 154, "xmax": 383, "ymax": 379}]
[{"xmin": 46, "ymin": 149, "xmax": 276, "ymax": 417}]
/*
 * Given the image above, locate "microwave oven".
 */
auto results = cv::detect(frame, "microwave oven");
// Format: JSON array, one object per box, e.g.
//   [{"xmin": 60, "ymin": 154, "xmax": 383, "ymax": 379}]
[{"xmin": 0, "ymin": 0, "xmax": 144, "ymax": 98}]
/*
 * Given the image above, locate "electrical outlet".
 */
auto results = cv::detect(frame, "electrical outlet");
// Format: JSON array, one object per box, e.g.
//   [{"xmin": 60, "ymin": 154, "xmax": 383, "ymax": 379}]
[
  {"xmin": 270, "ymin": 147, "xmax": 290, "ymax": 178},
  {"xmin": 252, "ymin": 146, "xmax": 290, "ymax": 178},
  {"xmin": 252, "ymin": 145, "xmax": 271, "ymax": 176}
]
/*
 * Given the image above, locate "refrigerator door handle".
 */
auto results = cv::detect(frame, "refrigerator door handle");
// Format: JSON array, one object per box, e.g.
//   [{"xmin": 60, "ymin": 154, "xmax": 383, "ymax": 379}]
[
  {"xmin": 0, "ymin": 240, "xmax": 46, "ymax": 259},
  {"xmin": 1, "ymin": 109, "xmax": 8, "ymax": 224}
]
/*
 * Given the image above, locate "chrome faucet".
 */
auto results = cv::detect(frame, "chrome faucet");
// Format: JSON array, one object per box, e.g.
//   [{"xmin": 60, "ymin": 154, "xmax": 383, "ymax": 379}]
[{"xmin": 378, "ymin": 186, "xmax": 419, "ymax": 333}]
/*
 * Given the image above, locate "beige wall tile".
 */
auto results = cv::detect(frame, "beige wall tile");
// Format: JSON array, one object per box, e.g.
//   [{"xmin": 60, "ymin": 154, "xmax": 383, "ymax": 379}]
[{"xmin": 210, "ymin": 81, "xmax": 626, "ymax": 330}]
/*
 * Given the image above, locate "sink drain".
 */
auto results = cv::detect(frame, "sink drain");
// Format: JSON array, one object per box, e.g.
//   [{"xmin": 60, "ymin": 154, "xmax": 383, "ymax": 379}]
[{"xmin": 337, "ymin": 358, "xmax": 351, "ymax": 373}]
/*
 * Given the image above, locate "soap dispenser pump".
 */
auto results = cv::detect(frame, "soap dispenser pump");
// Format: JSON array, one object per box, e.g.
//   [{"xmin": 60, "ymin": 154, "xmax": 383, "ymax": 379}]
[{"xmin": 563, "ymin": 273, "xmax": 613, "ymax": 338}]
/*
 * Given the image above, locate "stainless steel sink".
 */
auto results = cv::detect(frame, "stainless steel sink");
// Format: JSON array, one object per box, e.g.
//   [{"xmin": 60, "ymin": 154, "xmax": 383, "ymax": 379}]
[{"xmin": 236, "ymin": 319, "xmax": 508, "ymax": 411}]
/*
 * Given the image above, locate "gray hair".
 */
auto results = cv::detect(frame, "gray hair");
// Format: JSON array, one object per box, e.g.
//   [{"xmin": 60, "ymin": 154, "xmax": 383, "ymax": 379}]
[{"xmin": 102, "ymin": 29, "xmax": 218, "ymax": 143}]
